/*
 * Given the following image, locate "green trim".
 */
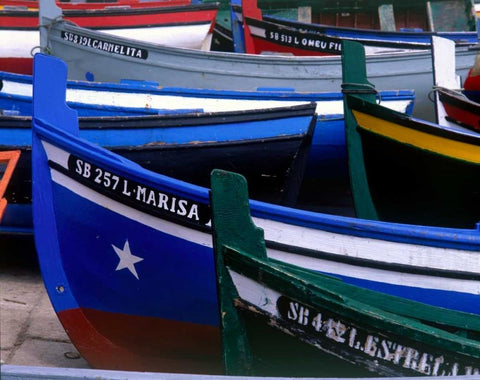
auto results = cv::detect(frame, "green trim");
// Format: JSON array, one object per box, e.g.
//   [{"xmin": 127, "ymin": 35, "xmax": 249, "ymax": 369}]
[
  {"xmin": 210, "ymin": 169, "xmax": 266, "ymax": 375},
  {"xmin": 272, "ymin": 258, "xmax": 480, "ymax": 332},
  {"xmin": 210, "ymin": 170, "xmax": 480, "ymax": 376},
  {"xmin": 341, "ymin": 40, "xmax": 379, "ymax": 220},
  {"xmin": 224, "ymin": 247, "xmax": 480, "ymax": 357}
]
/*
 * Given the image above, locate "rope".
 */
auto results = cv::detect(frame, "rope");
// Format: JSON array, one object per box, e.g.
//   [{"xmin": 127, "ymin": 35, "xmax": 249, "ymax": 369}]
[
  {"xmin": 33, "ymin": 15, "xmax": 68, "ymax": 56},
  {"xmin": 341, "ymin": 82, "xmax": 382, "ymax": 104},
  {"xmin": 428, "ymin": 86, "xmax": 464, "ymax": 103}
]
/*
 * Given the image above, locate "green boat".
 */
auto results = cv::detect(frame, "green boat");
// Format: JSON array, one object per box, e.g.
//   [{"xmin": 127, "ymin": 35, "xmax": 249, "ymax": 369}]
[
  {"xmin": 342, "ymin": 39, "xmax": 480, "ymax": 228},
  {"xmin": 210, "ymin": 169, "xmax": 480, "ymax": 377}
]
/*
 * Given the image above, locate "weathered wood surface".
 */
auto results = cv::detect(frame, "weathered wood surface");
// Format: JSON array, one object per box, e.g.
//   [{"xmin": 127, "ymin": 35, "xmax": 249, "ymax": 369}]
[{"xmin": 210, "ymin": 169, "xmax": 480, "ymax": 377}]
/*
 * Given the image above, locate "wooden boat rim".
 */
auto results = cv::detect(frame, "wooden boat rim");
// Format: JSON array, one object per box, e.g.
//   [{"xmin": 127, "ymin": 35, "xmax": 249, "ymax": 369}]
[
  {"xmin": 33, "ymin": 103, "xmax": 480, "ymax": 251},
  {"xmin": 46, "ymin": 18, "xmax": 477, "ymax": 65}
]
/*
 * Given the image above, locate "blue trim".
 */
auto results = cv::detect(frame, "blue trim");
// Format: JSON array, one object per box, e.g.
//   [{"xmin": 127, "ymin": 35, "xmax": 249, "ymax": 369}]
[
  {"xmin": 31, "ymin": 55, "xmax": 479, "ymax": 252},
  {"xmin": 1, "ymin": 70, "xmax": 415, "ymax": 102}
]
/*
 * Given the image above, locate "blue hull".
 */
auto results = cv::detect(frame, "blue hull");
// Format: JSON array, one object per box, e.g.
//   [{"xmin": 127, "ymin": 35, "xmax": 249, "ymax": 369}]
[{"xmin": 31, "ymin": 54, "xmax": 479, "ymax": 372}]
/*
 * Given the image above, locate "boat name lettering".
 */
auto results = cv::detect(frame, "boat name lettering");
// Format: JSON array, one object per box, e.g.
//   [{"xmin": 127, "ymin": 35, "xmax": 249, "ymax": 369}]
[
  {"xmin": 277, "ymin": 296, "xmax": 478, "ymax": 376},
  {"xmin": 61, "ymin": 32, "xmax": 148, "ymax": 60},
  {"xmin": 67, "ymin": 156, "xmax": 210, "ymax": 225},
  {"xmin": 265, "ymin": 29, "xmax": 342, "ymax": 53}
]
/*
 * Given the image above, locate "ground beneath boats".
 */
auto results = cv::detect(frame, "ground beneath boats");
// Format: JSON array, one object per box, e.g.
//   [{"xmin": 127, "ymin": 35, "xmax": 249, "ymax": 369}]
[
  {"xmin": 0, "ymin": 237, "xmax": 90, "ymax": 370},
  {"xmin": 0, "ymin": 180, "xmax": 354, "ymax": 374}
]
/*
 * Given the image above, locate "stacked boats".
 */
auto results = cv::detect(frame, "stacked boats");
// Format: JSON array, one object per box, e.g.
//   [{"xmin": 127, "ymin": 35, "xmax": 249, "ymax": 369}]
[
  {"xmin": 1, "ymin": 0, "xmax": 479, "ymax": 376},
  {"xmin": 0, "ymin": 0, "xmax": 218, "ymax": 74}
]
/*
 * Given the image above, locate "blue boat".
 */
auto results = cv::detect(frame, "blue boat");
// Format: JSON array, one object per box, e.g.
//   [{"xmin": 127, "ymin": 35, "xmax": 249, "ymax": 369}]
[
  {"xmin": 1, "ymin": 90, "xmax": 317, "ymax": 235},
  {"xmin": 0, "ymin": 68, "xmax": 415, "ymax": 234},
  {"xmin": 31, "ymin": 52, "xmax": 479, "ymax": 374}
]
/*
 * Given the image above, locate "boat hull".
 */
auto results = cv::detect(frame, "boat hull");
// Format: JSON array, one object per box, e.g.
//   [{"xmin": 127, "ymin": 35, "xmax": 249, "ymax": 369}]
[
  {"xmin": 1, "ymin": 102, "xmax": 316, "ymax": 231},
  {"xmin": 0, "ymin": 3, "xmax": 217, "ymax": 74},
  {"xmin": 36, "ymin": 133, "xmax": 480, "ymax": 372},
  {"xmin": 41, "ymin": 17, "xmax": 476, "ymax": 122},
  {"xmin": 438, "ymin": 89, "xmax": 480, "ymax": 131},
  {"xmin": 348, "ymin": 96, "xmax": 480, "ymax": 228},
  {"xmin": 31, "ymin": 53, "xmax": 480, "ymax": 373},
  {"xmin": 0, "ymin": 68, "xmax": 414, "ymax": 232}
]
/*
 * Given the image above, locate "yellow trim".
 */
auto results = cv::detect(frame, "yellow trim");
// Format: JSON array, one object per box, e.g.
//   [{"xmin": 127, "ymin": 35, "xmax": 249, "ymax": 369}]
[{"xmin": 352, "ymin": 110, "xmax": 480, "ymax": 164}]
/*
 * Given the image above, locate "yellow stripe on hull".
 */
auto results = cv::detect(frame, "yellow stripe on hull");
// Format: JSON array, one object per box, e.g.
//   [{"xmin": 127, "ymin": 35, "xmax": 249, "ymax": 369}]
[{"xmin": 352, "ymin": 110, "xmax": 480, "ymax": 164}]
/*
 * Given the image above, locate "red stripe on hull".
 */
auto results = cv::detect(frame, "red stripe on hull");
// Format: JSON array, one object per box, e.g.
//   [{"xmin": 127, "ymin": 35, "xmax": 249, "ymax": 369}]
[
  {"xmin": 442, "ymin": 102, "xmax": 480, "ymax": 132},
  {"xmin": 65, "ymin": 11, "xmax": 217, "ymax": 28},
  {"xmin": 0, "ymin": 57, "xmax": 33, "ymax": 75},
  {"xmin": 249, "ymin": 36, "xmax": 334, "ymax": 56},
  {"xmin": 1, "ymin": 10, "xmax": 217, "ymax": 29},
  {"xmin": 57, "ymin": 308, "xmax": 222, "ymax": 374},
  {"xmin": 0, "ymin": 15, "xmax": 38, "ymax": 27},
  {"xmin": 1, "ymin": 0, "xmax": 191, "ymax": 9}
]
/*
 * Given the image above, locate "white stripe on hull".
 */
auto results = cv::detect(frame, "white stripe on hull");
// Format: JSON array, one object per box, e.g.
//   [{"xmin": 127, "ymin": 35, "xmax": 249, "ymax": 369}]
[
  {"xmin": 0, "ymin": 24, "xmax": 211, "ymax": 59},
  {"xmin": 42, "ymin": 141, "xmax": 479, "ymax": 295},
  {"xmin": 0, "ymin": 30, "xmax": 39, "ymax": 57},
  {"xmin": 43, "ymin": 140, "xmax": 213, "ymax": 247},
  {"xmin": 3, "ymin": 79, "xmax": 412, "ymax": 115},
  {"xmin": 229, "ymin": 270, "xmax": 282, "ymax": 317},
  {"xmin": 101, "ymin": 24, "xmax": 212, "ymax": 50},
  {"xmin": 268, "ymin": 248, "xmax": 478, "ymax": 294},
  {"xmin": 255, "ymin": 217, "xmax": 479, "ymax": 276}
]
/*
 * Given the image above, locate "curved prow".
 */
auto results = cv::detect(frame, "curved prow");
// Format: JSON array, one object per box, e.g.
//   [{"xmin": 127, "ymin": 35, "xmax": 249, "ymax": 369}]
[
  {"xmin": 238, "ymin": 0, "xmax": 262, "ymax": 55},
  {"xmin": 341, "ymin": 40, "xmax": 376, "ymax": 102},
  {"xmin": 33, "ymin": 54, "xmax": 78, "ymax": 136},
  {"xmin": 210, "ymin": 169, "xmax": 265, "ymax": 376},
  {"xmin": 210, "ymin": 169, "xmax": 266, "ymax": 260},
  {"xmin": 341, "ymin": 40, "xmax": 378, "ymax": 220},
  {"xmin": 39, "ymin": 0, "xmax": 63, "ymax": 54},
  {"xmin": 230, "ymin": 0, "xmax": 246, "ymax": 53}
]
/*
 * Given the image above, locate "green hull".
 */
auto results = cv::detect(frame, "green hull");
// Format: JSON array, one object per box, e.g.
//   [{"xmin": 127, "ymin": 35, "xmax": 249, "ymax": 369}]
[
  {"xmin": 342, "ymin": 40, "xmax": 480, "ymax": 229},
  {"xmin": 210, "ymin": 169, "xmax": 480, "ymax": 377},
  {"xmin": 359, "ymin": 127, "xmax": 480, "ymax": 228}
]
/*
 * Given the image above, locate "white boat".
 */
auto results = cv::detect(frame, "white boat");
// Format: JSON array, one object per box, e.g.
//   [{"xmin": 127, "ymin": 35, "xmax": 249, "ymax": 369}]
[{"xmin": 38, "ymin": 0, "xmax": 478, "ymax": 122}]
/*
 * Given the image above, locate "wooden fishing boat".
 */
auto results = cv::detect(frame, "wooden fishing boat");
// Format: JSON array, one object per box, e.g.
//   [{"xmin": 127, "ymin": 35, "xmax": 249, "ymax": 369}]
[
  {"xmin": 0, "ymin": 68, "xmax": 414, "ymax": 178},
  {"xmin": 343, "ymin": 39, "xmax": 480, "ymax": 229},
  {"xmin": 211, "ymin": 169, "xmax": 480, "ymax": 377},
  {"xmin": 1, "ymin": 81, "xmax": 317, "ymax": 237},
  {"xmin": 0, "ymin": 67, "xmax": 414, "ymax": 234},
  {"xmin": 1, "ymin": 0, "xmax": 192, "ymax": 9},
  {"xmin": 212, "ymin": 0, "xmax": 479, "ymax": 52},
  {"xmin": 37, "ymin": 0, "xmax": 476, "ymax": 122},
  {"xmin": 437, "ymin": 87, "xmax": 480, "ymax": 131},
  {"xmin": 432, "ymin": 37, "xmax": 480, "ymax": 132},
  {"xmin": 0, "ymin": 0, "xmax": 218, "ymax": 75},
  {"xmin": 0, "ymin": 150, "xmax": 20, "ymax": 222},
  {"xmin": 31, "ymin": 51, "xmax": 479, "ymax": 373},
  {"xmin": 236, "ymin": 0, "xmax": 478, "ymax": 56}
]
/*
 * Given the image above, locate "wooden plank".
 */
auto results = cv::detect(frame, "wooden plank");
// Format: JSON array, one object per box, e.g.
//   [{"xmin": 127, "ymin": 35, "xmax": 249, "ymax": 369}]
[
  {"xmin": 427, "ymin": 0, "xmax": 474, "ymax": 31},
  {"xmin": 378, "ymin": 4, "xmax": 396, "ymax": 31},
  {"xmin": 432, "ymin": 36, "xmax": 461, "ymax": 126},
  {"xmin": 297, "ymin": 6, "xmax": 312, "ymax": 23}
]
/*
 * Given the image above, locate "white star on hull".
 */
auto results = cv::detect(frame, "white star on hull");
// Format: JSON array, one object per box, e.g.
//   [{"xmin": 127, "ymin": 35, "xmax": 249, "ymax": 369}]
[{"xmin": 112, "ymin": 240, "xmax": 144, "ymax": 280}]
